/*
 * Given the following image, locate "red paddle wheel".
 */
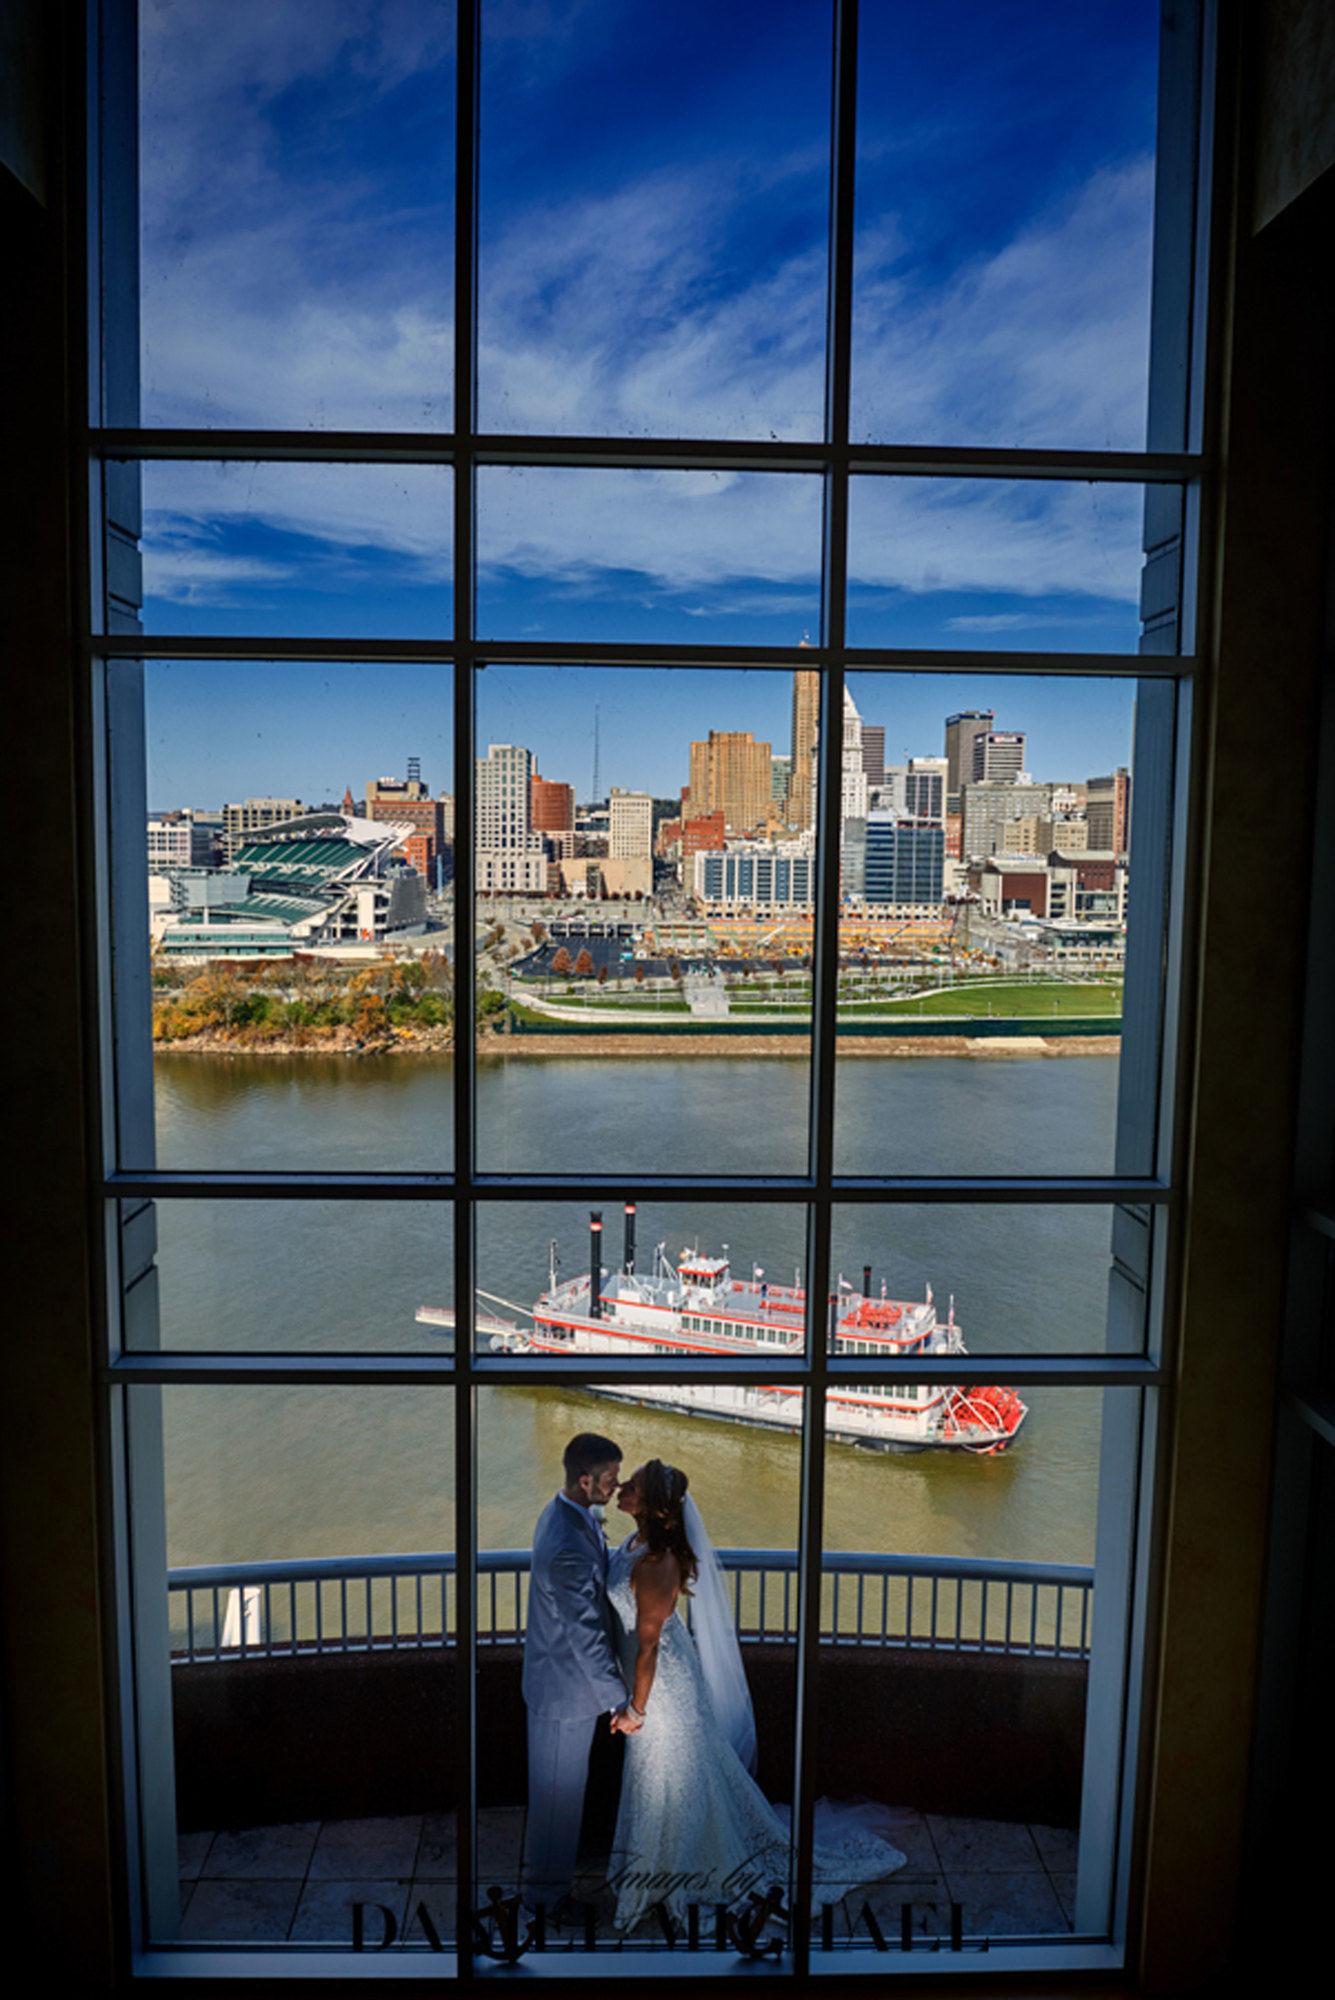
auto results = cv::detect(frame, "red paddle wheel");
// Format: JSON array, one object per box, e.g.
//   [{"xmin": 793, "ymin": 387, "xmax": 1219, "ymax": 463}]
[{"xmin": 941, "ymin": 1384, "xmax": 1029, "ymax": 1454}]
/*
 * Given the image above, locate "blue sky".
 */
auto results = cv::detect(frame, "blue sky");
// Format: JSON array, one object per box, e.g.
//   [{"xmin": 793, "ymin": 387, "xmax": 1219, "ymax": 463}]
[
  {"xmin": 136, "ymin": 0, "xmax": 1158, "ymax": 803},
  {"xmin": 146, "ymin": 662, "xmax": 1133, "ymax": 810}
]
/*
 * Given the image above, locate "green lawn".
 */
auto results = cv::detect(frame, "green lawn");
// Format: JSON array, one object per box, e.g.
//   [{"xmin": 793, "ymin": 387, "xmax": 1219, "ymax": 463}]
[{"xmin": 842, "ymin": 982, "xmax": 1122, "ymax": 1019}]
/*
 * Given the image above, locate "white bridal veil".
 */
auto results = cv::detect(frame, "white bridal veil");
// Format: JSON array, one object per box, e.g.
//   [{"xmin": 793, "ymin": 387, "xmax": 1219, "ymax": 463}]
[{"xmin": 682, "ymin": 1491, "xmax": 758, "ymax": 1775}]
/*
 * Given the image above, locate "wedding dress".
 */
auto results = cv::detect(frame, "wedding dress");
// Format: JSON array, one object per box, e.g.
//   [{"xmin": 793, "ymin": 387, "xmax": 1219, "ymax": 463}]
[{"xmin": 604, "ymin": 1503, "xmax": 910, "ymax": 1935}]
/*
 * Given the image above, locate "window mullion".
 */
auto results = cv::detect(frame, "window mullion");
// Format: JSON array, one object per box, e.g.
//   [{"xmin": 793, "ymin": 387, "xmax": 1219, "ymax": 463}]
[
  {"xmin": 792, "ymin": 0, "xmax": 858, "ymax": 1975},
  {"xmin": 453, "ymin": 0, "xmax": 481, "ymax": 1973}
]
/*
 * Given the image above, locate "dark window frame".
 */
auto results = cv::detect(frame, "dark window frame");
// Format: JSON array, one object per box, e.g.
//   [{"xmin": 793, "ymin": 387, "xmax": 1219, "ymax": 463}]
[{"xmin": 79, "ymin": 0, "xmax": 1215, "ymax": 1981}]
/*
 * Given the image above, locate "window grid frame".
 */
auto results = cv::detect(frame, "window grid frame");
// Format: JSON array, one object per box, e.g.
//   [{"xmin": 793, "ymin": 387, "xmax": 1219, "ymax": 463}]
[{"xmin": 81, "ymin": 0, "xmax": 1212, "ymax": 1980}]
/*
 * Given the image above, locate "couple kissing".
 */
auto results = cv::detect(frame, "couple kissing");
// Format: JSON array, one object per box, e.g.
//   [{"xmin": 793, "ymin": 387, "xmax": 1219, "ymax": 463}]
[{"xmin": 520, "ymin": 1431, "xmax": 909, "ymax": 1935}]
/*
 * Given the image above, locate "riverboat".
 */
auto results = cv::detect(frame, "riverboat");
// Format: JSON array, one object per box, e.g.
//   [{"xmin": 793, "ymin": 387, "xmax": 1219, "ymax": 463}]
[{"xmin": 416, "ymin": 1206, "xmax": 1027, "ymax": 1454}]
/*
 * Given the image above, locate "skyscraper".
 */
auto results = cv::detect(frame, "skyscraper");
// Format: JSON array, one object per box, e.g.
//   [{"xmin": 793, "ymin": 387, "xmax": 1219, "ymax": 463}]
[
  {"xmin": 861, "ymin": 723, "xmax": 886, "ymax": 786},
  {"xmin": 688, "ymin": 731, "xmax": 772, "ymax": 834},
  {"xmin": 608, "ymin": 787, "xmax": 654, "ymax": 860},
  {"xmin": 973, "ymin": 731, "xmax": 1026, "ymax": 783},
  {"xmin": 476, "ymin": 743, "xmax": 546, "ymax": 893},
  {"xmin": 789, "ymin": 664, "xmax": 819, "ymax": 829},
  {"xmin": 945, "ymin": 709, "xmax": 995, "ymax": 804}
]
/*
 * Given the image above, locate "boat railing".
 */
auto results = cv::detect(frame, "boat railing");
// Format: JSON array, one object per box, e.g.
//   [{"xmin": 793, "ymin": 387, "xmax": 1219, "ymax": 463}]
[{"xmin": 167, "ymin": 1548, "xmax": 1092, "ymax": 1668}]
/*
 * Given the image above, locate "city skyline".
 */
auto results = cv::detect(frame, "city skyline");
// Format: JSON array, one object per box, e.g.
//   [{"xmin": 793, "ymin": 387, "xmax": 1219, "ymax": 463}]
[{"xmin": 144, "ymin": 663, "xmax": 1135, "ymax": 811}]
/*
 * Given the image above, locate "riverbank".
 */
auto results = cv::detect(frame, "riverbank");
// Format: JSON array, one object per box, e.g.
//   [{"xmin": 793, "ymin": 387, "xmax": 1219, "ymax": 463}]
[{"xmin": 155, "ymin": 1027, "xmax": 1120, "ymax": 1059}]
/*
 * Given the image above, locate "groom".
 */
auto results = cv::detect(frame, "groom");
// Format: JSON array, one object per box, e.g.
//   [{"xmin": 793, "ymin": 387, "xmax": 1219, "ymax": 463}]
[{"xmin": 520, "ymin": 1431, "xmax": 642, "ymax": 1914}]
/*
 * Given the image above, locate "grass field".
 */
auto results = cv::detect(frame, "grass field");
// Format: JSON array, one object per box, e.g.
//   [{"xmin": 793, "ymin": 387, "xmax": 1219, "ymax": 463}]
[{"xmin": 509, "ymin": 980, "xmax": 1122, "ymax": 1025}]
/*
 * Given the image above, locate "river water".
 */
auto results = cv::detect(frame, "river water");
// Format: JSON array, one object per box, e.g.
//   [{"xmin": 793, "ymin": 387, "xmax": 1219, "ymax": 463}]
[{"xmin": 150, "ymin": 1053, "xmax": 1127, "ymax": 1576}]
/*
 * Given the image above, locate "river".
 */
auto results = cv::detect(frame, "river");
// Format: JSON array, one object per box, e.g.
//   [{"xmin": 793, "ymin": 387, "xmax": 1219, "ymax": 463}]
[{"xmin": 150, "ymin": 1052, "xmax": 1127, "ymax": 1575}]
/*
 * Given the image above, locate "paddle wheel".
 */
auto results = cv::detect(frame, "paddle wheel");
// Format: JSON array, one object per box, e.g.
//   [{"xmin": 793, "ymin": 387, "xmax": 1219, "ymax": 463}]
[{"xmin": 940, "ymin": 1384, "xmax": 1029, "ymax": 1454}]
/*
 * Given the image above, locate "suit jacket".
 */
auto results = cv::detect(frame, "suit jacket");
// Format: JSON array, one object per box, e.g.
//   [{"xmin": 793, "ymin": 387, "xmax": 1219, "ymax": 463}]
[{"xmin": 522, "ymin": 1494, "xmax": 628, "ymax": 1718}]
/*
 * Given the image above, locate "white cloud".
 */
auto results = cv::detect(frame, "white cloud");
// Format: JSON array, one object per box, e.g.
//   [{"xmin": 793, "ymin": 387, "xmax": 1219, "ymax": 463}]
[{"xmin": 135, "ymin": 9, "xmax": 1154, "ymax": 616}]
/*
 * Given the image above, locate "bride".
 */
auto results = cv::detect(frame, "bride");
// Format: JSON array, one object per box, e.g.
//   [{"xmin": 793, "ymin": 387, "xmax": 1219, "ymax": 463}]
[{"xmin": 601, "ymin": 1458, "xmax": 910, "ymax": 1935}]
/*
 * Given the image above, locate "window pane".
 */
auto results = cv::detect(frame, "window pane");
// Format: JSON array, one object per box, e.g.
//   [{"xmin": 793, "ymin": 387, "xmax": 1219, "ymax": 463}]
[
  {"xmin": 847, "ymin": 480, "xmax": 1160, "ymax": 654},
  {"xmin": 478, "ymin": 0, "xmax": 831, "ymax": 439},
  {"xmin": 120, "ymin": 463, "xmax": 452, "ymax": 639},
  {"xmin": 478, "ymin": 1383, "xmax": 800, "ymax": 1949},
  {"xmin": 813, "ymin": 1387, "xmax": 1137, "ymax": 1954},
  {"xmin": 475, "ymin": 1201, "xmax": 808, "ymax": 1362},
  {"xmin": 476, "ymin": 469, "xmax": 822, "ymax": 645},
  {"xmin": 124, "ymin": 661, "xmax": 453, "ymax": 1171},
  {"xmin": 139, "ymin": 0, "xmax": 455, "ymax": 429},
  {"xmin": 474, "ymin": 666, "xmax": 814, "ymax": 1176},
  {"xmin": 136, "ymin": 1385, "xmax": 457, "ymax": 1952},
  {"xmin": 132, "ymin": 1199, "xmax": 452, "ymax": 1355},
  {"xmin": 852, "ymin": 1, "xmax": 1159, "ymax": 449},
  {"xmin": 834, "ymin": 672, "xmax": 1149, "ymax": 1177},
  {"xmin": 829, "ymin": 1205, "xmax": 1142, "ymax": 1364}
]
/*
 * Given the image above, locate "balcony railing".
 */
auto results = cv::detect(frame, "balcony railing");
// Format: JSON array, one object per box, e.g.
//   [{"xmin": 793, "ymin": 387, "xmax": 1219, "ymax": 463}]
[{"xmin": 167, "ymin": 1549, "xmax": 1092, "ymax": 1667}]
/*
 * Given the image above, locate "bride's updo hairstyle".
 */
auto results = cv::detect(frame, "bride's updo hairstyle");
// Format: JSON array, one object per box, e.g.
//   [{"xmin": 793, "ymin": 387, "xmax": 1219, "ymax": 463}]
[{"xmin": 639, "ymin": 1460, "xmax": 698, "ymax": 1589}]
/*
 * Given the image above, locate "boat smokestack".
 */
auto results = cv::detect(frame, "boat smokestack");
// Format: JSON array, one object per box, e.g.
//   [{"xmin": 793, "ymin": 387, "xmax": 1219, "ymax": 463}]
[
  {"xmin": 589, "ymin": 1211, "xmax": 603, "ymax": 1318},
  {"xmin": 863, "ymin": 1264, "xmax": 873, "ymax": 1300},
  {"xmin": 623, "ymin": 1201, "xmax": 637, "ymax": 1275}
]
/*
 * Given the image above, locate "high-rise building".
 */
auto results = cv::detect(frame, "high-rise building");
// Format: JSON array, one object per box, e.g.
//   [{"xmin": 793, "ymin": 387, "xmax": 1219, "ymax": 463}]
[
  {"xmin": 861, "ymin": 723, "xmax": 886, "ymax": 786},
  {"xmin": 789, "ymin": 664, "xmax": 819, "ymax": 829},
  {"xmin": 1087, "ymin": 767, "xmax": 1132, "ymax": 854},
  {"xmin": 530, "ymin": 774, "xmax": 575, "ymax": 835},
  {"xmin": 221, "ymin": 797, "xmax": 304, "ymax": 859},
  {"xmin": 147, "ymin": 809, "xmax": 216, "ymax": 870},
  {"xmin": 841, "ymin": 687, "xmax": 868, "ymax": 823},
  {"xmin": 608, "ymin": 787, "xmax": 654, "ymax": 860},
  {"xmin": 688, "ymin": 731, "xmax": 772, "ymax": 834},
  {"xmin": 960, "ymin": 779, "xmax": 1060, "ymax": 860},
  {"xmin": 944, "ymin": 710, "xmax": 994, "ymax": 804},
  {"xmin": 905, "ymin": 756, "xmax": 947, "ymax": 822},
  {"xmin": 771, "ymin": 754, "xmax": 793, "ymax": 803},
  {"xmin": 475, "ymin": 743, "xmax": 546, "ymax": 894},
  {"xmin": 863, "ymin": 815, "xmax": 945, "ymax": 908},
  {"xmin": 972, "ymin": 731, "xmax": 1027, "ymax": 783},
  {"xmin": 365, "ymin": 772, "xmax": 446, "ymax": 852},
  {"xmin": 365, "ymin": 773, "xmax": 427, "ymax": 814}
]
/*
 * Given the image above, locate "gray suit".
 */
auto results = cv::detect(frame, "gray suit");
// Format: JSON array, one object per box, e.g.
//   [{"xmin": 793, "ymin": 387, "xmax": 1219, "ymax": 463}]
[{"xmin": 520, "ymin": 1494, "xmax": 628, "ymax": 1907}]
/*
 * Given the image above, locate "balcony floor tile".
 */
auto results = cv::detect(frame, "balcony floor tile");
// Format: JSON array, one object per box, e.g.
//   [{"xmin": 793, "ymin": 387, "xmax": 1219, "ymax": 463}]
[
  {"xmin": 417, "ymin": 1811, "xmax": 459, "ymax": 1878},
  {"xmin": 1029, "ymin": 1821, "xmax": 1079, "ymax": 1872},
  {"xmin": 202, "ymin": 1820, "xmax": 320, "ymax": 1879},
  {"xmin": 178, "ymin": 1830, "xmax": 214, "ymax": 1880},
  {"xmin": 307, "ymin": 1814, "xmax": 423, "ymax": 1880},
  {"xmin": 179, "ymin": 1877, "xmax": 303, "ymax": 1942},
  {"xmin": 939, "ymin": 1868, "xmax": 1069, "ymax": 1937},
  {"xmin": 924, "ymin": 1814, "xmax": 1042, "ymax": 1872},
  {"xmin": 290, "ymin": 1877, "xmax": 413, "ymax": 1945}
]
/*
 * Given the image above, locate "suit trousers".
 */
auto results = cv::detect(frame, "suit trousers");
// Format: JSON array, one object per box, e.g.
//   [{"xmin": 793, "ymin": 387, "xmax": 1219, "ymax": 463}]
[{"xmin": 521, "ymin": 1708, "xmax": 600, "ymax": 1908}]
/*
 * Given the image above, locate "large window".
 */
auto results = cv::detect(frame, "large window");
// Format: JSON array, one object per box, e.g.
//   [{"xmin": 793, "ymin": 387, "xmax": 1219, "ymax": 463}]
[{"xmin": 88, "ymin": 0, "xmax": 1210, "ymax": 1981}]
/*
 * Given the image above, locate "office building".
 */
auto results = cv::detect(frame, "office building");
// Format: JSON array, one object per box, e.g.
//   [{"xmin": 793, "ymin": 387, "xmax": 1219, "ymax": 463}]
[
  {"xmin": 147, "ymin": 809, "xmax": 216, "ymax": 870},
  {"xmin": 530, "ymin": 774, "xmax": 575, "ymax": 836},
  {"xmin": 687, "ymin": 730, "xmax": 772, "ymax": 835},
  {"xmin": 221, "ymin": 797, "xmax": 305, "ymax": 860},
  {"xmin": 608, "ymin": 788, "xmax": 654, "ymax": 860},
  {"xmin": 973, "ymin": 730, "xmax": 1027, "ymax": 783},
  {"xmin": 789, "ymin": 664, "xmax": 819, "ymax": 828},
  {"xmin": 861, "ymin": 723, "xmax": 886, "ymax": 786},
  {"xmin": 1087, "ymin": 767, "xmax": 1132, "ymax": 853},
  {"xmin": 905, "ymin": 756, "xmax": 947, "ymax": 822},
  {"xmin": 945, "ymin": 709, "xmax": 994, "ymax": 804},
  {"xmin": 863, "ymin": 814, "xmax": 946, "ymax": 910},
  {"xmin": 694, "ymin": 836, "xmax": 815, "ymax": 914},
  {"xmin": 475, "ymin": 744, "xmax": 546, "ymax": 894},
  {"xmin": 961, "ymin": 779, "xmax": 1061, "ymax": 860}
]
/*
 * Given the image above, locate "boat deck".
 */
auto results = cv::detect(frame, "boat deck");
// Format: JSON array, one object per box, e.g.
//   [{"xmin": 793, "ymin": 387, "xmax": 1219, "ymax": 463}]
[{"xmin": 176, "ymin": 1807, "xmax": 1079, "ymax": 1946}]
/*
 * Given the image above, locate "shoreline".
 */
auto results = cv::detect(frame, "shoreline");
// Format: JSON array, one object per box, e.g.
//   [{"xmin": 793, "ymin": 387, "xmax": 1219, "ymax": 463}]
[{"xmin": 154, "ymin": 1029, "xmax": 1121, "ymax": 1061}]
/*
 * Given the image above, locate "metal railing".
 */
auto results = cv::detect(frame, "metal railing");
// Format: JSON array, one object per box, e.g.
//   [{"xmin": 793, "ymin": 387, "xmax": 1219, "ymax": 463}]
[{"xmin": 168, "ymin": 1549, "xmax": 1092, "ymax": 1667}]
